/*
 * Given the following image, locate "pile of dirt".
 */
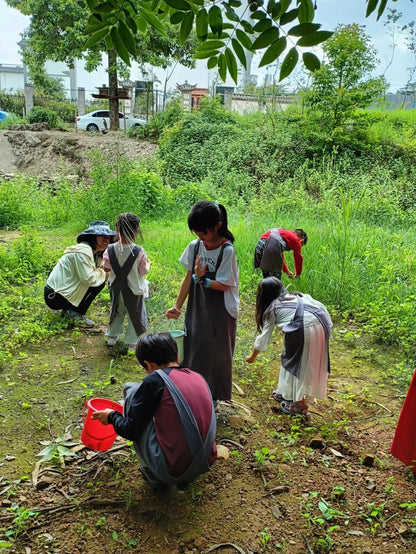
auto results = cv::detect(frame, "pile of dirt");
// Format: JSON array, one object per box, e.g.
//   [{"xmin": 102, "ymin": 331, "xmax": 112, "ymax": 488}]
[{"xmin": 0, "ymin": 128, "xmax": 157, "ymax": 182}]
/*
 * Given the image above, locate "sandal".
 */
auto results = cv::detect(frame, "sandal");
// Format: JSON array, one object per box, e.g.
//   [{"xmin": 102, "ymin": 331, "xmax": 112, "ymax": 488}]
[
  {"xmin": 280, "ymin": 400, "xmax": 310, "ymax": 417},
  {"xmin": 272, "ymin": 390, "xmax": 287, "ymax": 403}
]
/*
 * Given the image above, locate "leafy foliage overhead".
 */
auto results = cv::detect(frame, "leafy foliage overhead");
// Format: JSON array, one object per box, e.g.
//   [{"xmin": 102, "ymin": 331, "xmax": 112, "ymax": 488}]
[{"xmin": 85, "ymin": 0, "xmax": 396, "ymax": 83}]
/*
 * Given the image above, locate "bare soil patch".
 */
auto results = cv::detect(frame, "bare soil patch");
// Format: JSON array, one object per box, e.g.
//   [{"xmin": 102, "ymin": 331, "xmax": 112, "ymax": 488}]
[
  {"xmin": 0, "ymin": 303, "xmax": 415, "ymax": 554},
  {"xmin": 0, "ymin": 129, "xmax": 156, "ymax": 182}
]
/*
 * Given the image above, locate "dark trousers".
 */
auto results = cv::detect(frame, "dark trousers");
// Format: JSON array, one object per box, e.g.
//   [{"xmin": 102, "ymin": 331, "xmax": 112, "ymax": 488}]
[{"xmin": 44, "ymin": 283, "xmax": 105, "ymax": 315}]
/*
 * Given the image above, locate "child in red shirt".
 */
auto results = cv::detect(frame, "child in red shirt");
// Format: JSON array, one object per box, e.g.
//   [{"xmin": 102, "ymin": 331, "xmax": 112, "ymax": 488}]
[{"xmin": 254, "ymin": 228, "xmax": 307, "ymax": 279}]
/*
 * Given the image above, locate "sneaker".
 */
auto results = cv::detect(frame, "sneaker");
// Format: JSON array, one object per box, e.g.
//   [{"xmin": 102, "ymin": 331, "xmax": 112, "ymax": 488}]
[
  {"xmin": 107, "ymin": 336, "xmax": 118, "ymax": 346},
  {"xmin": 128, "ymin": 344, "xmax": 137, "ymax": 355},
  {"xmin": 66, "ymin": 309, "xmax": 95, "ymax": 328}
]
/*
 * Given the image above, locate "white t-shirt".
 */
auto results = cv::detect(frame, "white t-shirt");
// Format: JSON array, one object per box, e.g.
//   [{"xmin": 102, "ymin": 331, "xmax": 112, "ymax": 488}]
[
  {"xmin": 254, "ymin": 293, "xmax": 332, "ymax": 351},
  {"xmin": 179, "ymin": 239, "xmax": 239, "ymax": 319},
  {"xmin": 103, "ymin": 241, "xmax": 150, "ymax": 295}
]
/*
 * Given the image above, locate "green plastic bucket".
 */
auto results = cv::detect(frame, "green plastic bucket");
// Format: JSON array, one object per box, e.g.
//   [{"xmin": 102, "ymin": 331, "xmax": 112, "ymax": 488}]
[{"xmin": 170, "ymin": 330, "xmax": 185, "ymax": 363}]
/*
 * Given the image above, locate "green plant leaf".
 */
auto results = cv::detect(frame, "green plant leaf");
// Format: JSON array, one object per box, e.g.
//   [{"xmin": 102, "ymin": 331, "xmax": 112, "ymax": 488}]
[
  {"xmin": 119, "ymin": 19, "xmax": 137, "ymax": 57},
  {"xmin": 194, "ymin": 49, "xmax": 220, "ymax": 59},
  {"xmin": 236, "ymin": 29, "xmax": 253, "ymax": 50},
  {"xmin": 56, "ymin": 445, "xmax": 77, "ymax": 457},
  {"xmin": 170, "ymin": 11, "xmax": 185, "ymax": 24},
  {"xmin": 253, "ymin": 18, "xmax": 273, "ymax": 33},
  {"xmin": 279, "ymin": 8, "xmax": 298, "ymax": 25},
  {"xmin": 251, "ymin": 11, "xmax": 266, "ymax": 21},
  {"xmin": 259, "ymin": 36, "xmax": 286, "ymax": 67},
  {"xmin": 84, "ymin": 27, "xmax": 109, "ymax": 49},
  {"xmin": 232, "ymin": 37, "xmax": 247, "ymax": 69},
  {"xmin": 207, "ymin": 56, "xmax": 218, "ymax": 69},
  {"xmin": 240, "ymin": 19, "xmax": 254, "ymax": 34},
  {"xmin": 164, "ymin": 0, "xmax": 190, "ymax": 9},
  {"xmin": 196, "ymin": 39, "xmax": 225, "ymax": 51},
  {"xmin": 86, "ymin": 0, "xmax": 98, "ymax": 10},
  {"xmin": 279, "ymin": 46, "xmax": 298, "ymax": 80},
  {"xmin": 137, "ymin": 6, "xmax": 167, "ymax": 37},
  {"xmin": 224, "ymin": 4, "xmax": 240, "ymax": 22},
  {"xmin": 252, "ymin": 27, "xmax": 280, "ymax": 50},
  {"xmin": 366, "ymin": 0, "xmax": 378, "ymax": 17},
  {"xmin": 297, "ymin": 30, "xmax": 333, "ymax": 47},
  {"xmin": 228, "ymin": 0, "xmax": 242, "ymax": 6},
  {"xmin": 298, "ymin": 0, "xmax": 315, "ymax": 23},
  {"xmin": 110, "ymin": 27, "xmax": 131, "ymax": 65},
  {"xmin": 288, "ymin": 22, "xmax": 321, "ymax": 37},
  {"xmin": 136, "ymin": 15, "xmax": 147, "ymax": 33},
  {"xmin": 377, "ymin": 0, "xmax": 388, "ymax": 20},
  {"xmin": 209, "ymin": 5, "xmax": 223, "ymax": 36},
  {"xmin": 302, "ymin": 51, "xmax": 320, "ymax": 72},
  {"xmin": 180, "ymin": 11, "xmax": 194, "ymax": 44},
  {"xmin": 225, "ymin": 47, "xmax": 238, "ymax": 84},
  {"xmin": 36, "ymin": 444, "xmax": 56, "ymax": 459},
  {"xmin": 196, "ymin": 8, "xmax": 208, "ymax": 40},
  {"xmin": 94, "ymin": 2, "xmax": 114, "ymax": 13},
  {"xmin": 218, "ymin": 52, "xmax": 227, "ymax": 82}
]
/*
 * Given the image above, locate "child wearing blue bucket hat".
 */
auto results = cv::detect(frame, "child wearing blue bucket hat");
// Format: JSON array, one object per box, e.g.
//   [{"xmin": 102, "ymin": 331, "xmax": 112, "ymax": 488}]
[
  {"xmin": 44, "ymin": 220, "xmax": 116, "ymax": 327},
  {"xmin": 166, "ymin": 201, "xmax": 239, "ymax": 403}
]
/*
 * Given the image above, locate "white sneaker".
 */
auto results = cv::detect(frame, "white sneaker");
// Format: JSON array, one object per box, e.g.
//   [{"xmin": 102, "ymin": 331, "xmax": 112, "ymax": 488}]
[{"xmin": 107, "ymin": 336, "xmax": 118, "ymax": 346}]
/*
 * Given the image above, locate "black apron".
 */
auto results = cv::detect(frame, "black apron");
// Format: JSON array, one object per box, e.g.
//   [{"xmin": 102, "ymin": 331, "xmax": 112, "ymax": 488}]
[
  {"xmin": 107, "ymin": 244, "xmax": 148, "ymax": 337},
  {"xmin": 259, "ymin": 228, "xmax": 287, "ymax": 275},
  {"xmin": 184, "ymin": 240, "xmax": 236, "ymax": 401}
]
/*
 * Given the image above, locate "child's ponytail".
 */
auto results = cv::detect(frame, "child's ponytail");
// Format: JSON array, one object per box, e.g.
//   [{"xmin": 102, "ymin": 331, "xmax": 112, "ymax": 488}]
[
  {"xmin": 217, "ymin": 204, "xmax": 235, "ymax": 243},
  {"xmin": 188, "ymin": 200, "xmax": 235, "ymax": 243}
]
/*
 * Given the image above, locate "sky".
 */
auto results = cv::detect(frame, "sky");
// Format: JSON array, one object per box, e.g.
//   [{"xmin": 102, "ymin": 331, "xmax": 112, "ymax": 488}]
[{"xmin": 0, "ymin": 0, "xmax": 415, "ymax": 95}]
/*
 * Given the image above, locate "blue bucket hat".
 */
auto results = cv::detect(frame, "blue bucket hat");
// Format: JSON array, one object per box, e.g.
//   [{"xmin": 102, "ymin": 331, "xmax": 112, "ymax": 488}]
[{"xmin": 77, "ymin": 220, "xmax": 117, "ymax": 242}]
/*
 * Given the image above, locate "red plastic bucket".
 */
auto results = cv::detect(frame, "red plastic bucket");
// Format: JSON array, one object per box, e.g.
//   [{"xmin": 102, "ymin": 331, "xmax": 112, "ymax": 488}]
[{"xmin": 81, "ymin": 398, "xmax": 123, "ymax": 451}]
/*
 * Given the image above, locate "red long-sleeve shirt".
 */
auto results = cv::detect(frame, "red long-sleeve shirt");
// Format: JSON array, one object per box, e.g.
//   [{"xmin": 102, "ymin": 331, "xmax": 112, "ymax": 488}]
[{"xmin": 260, "ymin": 229, "xmax": 303, "ymax": 276}]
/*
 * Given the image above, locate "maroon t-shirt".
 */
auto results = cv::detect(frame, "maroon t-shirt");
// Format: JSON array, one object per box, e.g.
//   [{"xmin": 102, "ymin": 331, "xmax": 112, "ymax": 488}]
[
  {"xmin": 108, "ymin": 367, "xmax": 217, "ymax": 477},
  {"xmin": 155, "ymin": 368, "xmax": 217, "ymax": 475}
]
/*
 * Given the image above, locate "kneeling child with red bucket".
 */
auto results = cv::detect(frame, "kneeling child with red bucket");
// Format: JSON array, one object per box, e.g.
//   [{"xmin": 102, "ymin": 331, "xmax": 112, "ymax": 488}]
[{"xmin": 91, "ymin": 332, "xmax": 217, "ymax": 489}]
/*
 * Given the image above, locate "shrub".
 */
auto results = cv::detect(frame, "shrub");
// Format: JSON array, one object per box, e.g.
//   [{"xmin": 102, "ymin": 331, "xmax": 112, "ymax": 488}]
[
  {"xmin": 130, "ymin": 98, "xmax": 185, "ymax": 141},
  {"xmin": 27, "ymin": 106, "xmax": 60, "ymax": 128}
]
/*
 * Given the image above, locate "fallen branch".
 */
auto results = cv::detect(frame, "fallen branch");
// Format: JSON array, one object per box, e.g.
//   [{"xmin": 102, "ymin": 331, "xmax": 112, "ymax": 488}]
[
  {"xmin": 219, "ymin": 438, "xmax": 245, "ymax": 450},
  {"xmin": 262, "ymin": 485, "xmax": 290, "ymax": 497}
]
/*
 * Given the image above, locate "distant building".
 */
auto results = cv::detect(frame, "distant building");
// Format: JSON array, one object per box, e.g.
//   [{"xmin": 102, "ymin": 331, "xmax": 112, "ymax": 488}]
[
  {"xmin": 0, "ymin": 56, "xmax": 77, "ymax": 99},
  {"xmin": 177, "ymin": 81, "xmax": 208, "ymax": 110},
  {"xmin": 0, "ymin": 64, "xmax": 25, "ymax": 92}
]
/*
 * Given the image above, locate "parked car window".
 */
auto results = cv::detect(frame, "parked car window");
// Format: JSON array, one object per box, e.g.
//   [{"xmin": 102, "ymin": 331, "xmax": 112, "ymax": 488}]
[{"xmin": 94, "ymin": 111, "xmax": 108, "ymax": 118}]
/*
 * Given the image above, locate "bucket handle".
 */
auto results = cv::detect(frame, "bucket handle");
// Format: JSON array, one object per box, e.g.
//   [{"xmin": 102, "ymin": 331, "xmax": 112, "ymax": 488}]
[{"xmin": 82, "ymin": 400, "xmax": 89, "ymax": 423}]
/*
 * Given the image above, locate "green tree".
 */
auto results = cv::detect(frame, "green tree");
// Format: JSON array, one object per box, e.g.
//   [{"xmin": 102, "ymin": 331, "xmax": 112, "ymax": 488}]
[
  {"xmin": 303, "ymin": 23, "xmax": 387, "ymax": 128},
  {"xmin": 84, "ymin": 0, "xmax": 395, "ymax": 83},
  {"xmin": 6, "ymin": 0, "xmax": 196, "ymax": 129}
]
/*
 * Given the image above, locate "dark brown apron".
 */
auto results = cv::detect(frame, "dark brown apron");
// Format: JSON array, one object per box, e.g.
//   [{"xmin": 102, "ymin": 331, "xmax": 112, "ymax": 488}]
[{"xmin": 183, "ymin": 240, "xmax": 236, "ymax": 401}]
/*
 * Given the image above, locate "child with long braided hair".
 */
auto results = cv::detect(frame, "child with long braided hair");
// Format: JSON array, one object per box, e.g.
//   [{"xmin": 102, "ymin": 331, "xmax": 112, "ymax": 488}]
[{"xmin": 103, "ymin": 213, "xmax": 151, "ymax": 354}]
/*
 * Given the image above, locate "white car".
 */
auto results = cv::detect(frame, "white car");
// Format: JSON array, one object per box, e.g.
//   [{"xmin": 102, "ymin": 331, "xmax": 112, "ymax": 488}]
[{"xmin": 76, "ymin": 110, "xmax": 146, "ymax": 132}]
